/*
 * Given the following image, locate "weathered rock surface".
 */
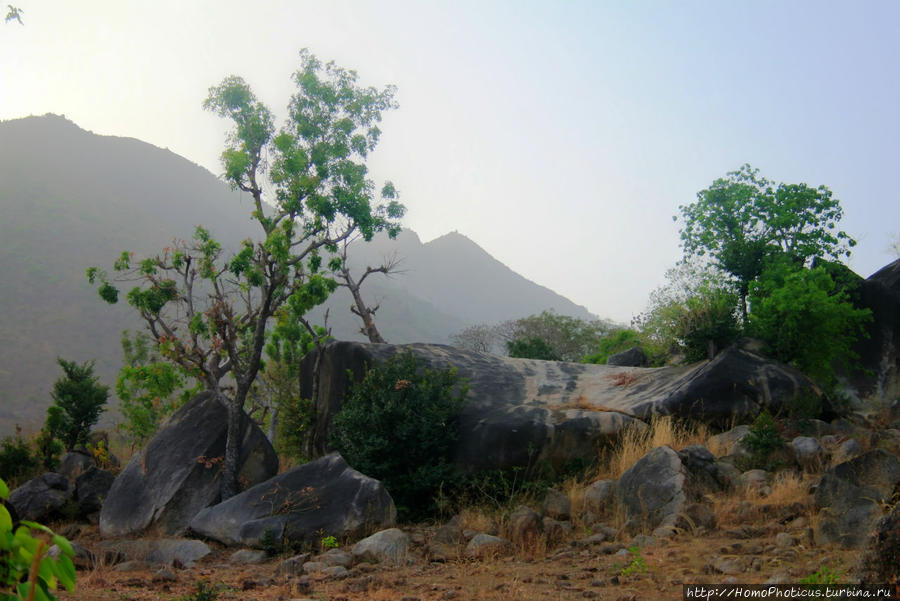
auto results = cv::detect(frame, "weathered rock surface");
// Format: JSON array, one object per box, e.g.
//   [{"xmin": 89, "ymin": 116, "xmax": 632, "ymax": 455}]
[
  {"xmin": 616, "ymin": 446, "xmax": 687, "ymax": 537},
  {"xmin": 856, "ymin": 502, "xmax": 900, "ymax": 586},
  {"xmin": 606, "ymin": 347, "xmax": 647, "ymax": 367},
  {"xmin": 99, "ymin": 392, "xmax": 278, "ymax": 537},
  {"xmin": 189, "ymin": 452, "xmax": 395, "ymax": 548},
  {"xmin": 465, "ymin": 533, "xmax": 511, "ymax": 558},
  {"xmin": 791, "ymin": 437, "xmax": 825, "ymax": 472},
  {"xmin": 74, "ymin": 466, "xmax": 115, "ymax": 516},
  {"xmin": 582, "ymin": 480, "xmax": 614, "ymax": 514},
  {"xmin": 352, "ymin": 528, "xmax": 410, "ymax": 565},
  {"xmin": 843, "ymin": 258, "xmax": 900, "ymax": 402},
  {"xmin": 99, "ymin": 538, "xmax": 211, "ymax": 567},
  {"xmin": 8, "ymin": 473, "xmax": 72, "ymax": 522},
  {"xmin": 300, "ymin": 342, "xmax": 820, "ymax": 470},
  {"xmin": 57, "ymin": 450, "xmax": 95, "ymax": 482},
  {"xmin": 814, "ymin": 450, "xmax": 900, "ymax": 547}
]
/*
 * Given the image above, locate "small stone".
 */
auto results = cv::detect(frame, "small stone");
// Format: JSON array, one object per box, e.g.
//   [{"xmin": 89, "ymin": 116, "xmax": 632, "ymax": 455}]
[
  {"xmin": 542, "ymin": 488, "xmax": 571, "ymax": 521},
  {"xmin": 230, "ymin": 549, "xmax": 268, "ymax": 564},
  {"xmin": 321, "ymin": 565, "xmax": 349, "ymax": 579}
]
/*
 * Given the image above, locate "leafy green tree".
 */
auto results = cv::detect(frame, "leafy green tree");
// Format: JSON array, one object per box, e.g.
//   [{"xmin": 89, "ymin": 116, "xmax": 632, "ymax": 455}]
[
  {"xmin": 633, "ymin": 261, "xmax": 740, "ymax": 362},
  {"xmin": 116, "ymin": 330, "xmax": 200, "ymax": 448},
  {"xmin": 505, "ymin": 311, "xmax": 613, "ymax": 362},
  {"xmin": 506, "ymin": 336, "xmax": 560, "ymax": 361},
  {"xmin": 44, "ymin": 359, "xmax": 109, "ymax": 451},
  {"xmin": 581, "ymin": 328, "xmax": 641, "ymax": 365},
  {"xmin": 330, "ymin": 352, "xmax": 468, "ymax": 521},
  {"xmin": 748, "ymin": 261, "xmax": 871, "ymax": 388},
  {"xmin": 678, "ymin": 164, "xmax": 855, "ymax": 319},
  {"xmin": 0, "ymin": 428, "xmax": 38, "ymax": 488},
  {"xmin": 88, "ymin": 50, "xmax": 404, "ymax": 499}
]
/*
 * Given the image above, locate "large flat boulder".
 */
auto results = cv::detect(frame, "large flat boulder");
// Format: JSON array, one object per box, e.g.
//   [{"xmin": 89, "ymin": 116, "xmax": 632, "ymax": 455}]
[
  {"xmin": 99, "ymin": 392, "xmax": 278, "ymax": 537},
  {"xmin": 188, "ymin": 452, "xmax": 395, "ymax": 548},
  {"xmin": 299, "ymin": 341, "xmax": 819, "ymax": 470}
]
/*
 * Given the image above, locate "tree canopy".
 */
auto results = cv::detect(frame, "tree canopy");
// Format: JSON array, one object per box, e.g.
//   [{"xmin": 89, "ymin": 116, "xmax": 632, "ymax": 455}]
[
  {"xmin": 89, "ymin": 49, "xmax": 404, "ymax": 498},
  {"xmin": 678, "ymin": 164, "xmax": 855, "ymax": 318}
]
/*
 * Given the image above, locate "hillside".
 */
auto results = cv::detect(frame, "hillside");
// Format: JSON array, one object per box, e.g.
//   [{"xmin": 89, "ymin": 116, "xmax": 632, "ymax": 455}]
[{"xmin": 0, "ymin": 114, "xmax": 598, "ymax": 434}]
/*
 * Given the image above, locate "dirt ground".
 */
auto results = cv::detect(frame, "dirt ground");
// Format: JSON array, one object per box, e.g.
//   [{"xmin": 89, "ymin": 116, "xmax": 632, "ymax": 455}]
[{"xmin": 58, "ymin": 522, "xmax": 862, "ymax": 601}]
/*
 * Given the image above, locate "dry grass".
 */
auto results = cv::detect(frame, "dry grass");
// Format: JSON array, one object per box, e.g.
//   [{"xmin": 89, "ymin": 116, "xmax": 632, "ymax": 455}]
[
  {"xmin": 598, "ymin": 415, "xmax": 711, "ymax": 480},
  {"xmin": 712, "ymin": 470, "xmax": 815, "ymax": 529}
]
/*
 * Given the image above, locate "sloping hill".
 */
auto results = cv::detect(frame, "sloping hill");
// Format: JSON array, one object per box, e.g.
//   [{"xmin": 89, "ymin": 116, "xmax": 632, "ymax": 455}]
[{"xmin": 0, "ymin": 115, "xmax": 598, "ymax": 434}]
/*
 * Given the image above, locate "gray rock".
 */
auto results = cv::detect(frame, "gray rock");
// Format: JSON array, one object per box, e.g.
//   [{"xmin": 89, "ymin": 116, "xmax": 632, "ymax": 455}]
[
  {"xmin": 740, "ymin": 469, "xmax": 771, "ymax": 492},
  {"xmin": 709, "ymin": 556, "xmax": 747, "ymax": 575},
  {"xmin": 302, "ymin": 561, "xmax": 325, "ymax": 574},
  {"xmin": 8, "ymin": 473, "xmax": 72, "ymax": 522},
  {"xmin": 321, "ymin": 565, "xmax": 349, "ymax": 579},
  {"xmin": 274, "ymin": 553, "xmax": 311, "ymax": 578},
  {"xmin": 230, "ymin": 549, "xmax": 268, "ymax": 564},
  {"xmin": 582, "ymin": 480, "xmax": 614, "ymax": 514},
  {"xmin": 541, "ymin": 517, "xmax": 571, "ymax": 543},
  {"xmin": 57, "ymin": 450, "xmax": 95, "ymax": 482},
  {"xmin": 708, "ymin": 425, "xmax": 752, "ymax": 456},
  {"xmin": 775, "ymin": 533, "xmax": 798, "ymax": 548},
  {"xmin": 615, "ymin": 446, "xmax": 686, "ymax": 537},
  {"xmin": 318, "ymin": 548, "xmax": 353, "ymax": 568},
  {"xmin": 678, "ymin": 444, "xmax": 732, "ymax": 493},
  {"xmin": 856, "ymin": 502, "xmax": 900, "ymax": 585},
  {"xmin": 189, "ymin": 452, "xmax": 395, "ymax": 548},
  {"xmin": 100, "ymin": 538, "xmax": 211, "ymax": 567},
  {"xmin": 832, "ymin": 438, "xmax": 862, "ymax": 465},
  {"xmin": 465, "ymin": 533, "xmax": 511, "ymax": 558},
  {"xmin": 74, "ymin": 466, "xmax": 115, "ymax": 516},
  {"xmin": 100, "ymin": 392, "xmax": 278, "ymax": 537},
  {"xmin": 606, "ymin": 347, "xmax": 647, "ymax": 367},
  {"xmin": 508, "ymin": 505, "xmax": 541, "ymax": 545},
  {"xmin": 814, "ymin": 450, "xmax": 900, "ymax": 547},
  {"xmin": 300, "ymin": 342, "xmax": 820, "ymax": 470},
  {"xmin": 628, "ymin": 534, "xmax": 656, "ymax": 548},
  {"xmin": 791, "ymin": 437, "xmax": 825, "ymax": 472},
  {"xmin": 541, "ymin": 488, "xmax": 571, "ymax": 520},
  {"xmin": 351, "ymin": 528, "xmax": 409, "ymax": 565}
]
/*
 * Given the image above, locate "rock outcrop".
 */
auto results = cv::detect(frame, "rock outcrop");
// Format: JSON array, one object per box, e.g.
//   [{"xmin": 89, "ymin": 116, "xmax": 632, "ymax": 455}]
[
  {"xmin": 99, "ymin": 392, "xmax": 278, "ymax": 537},
  {"xmin": 300, "ymin": 341, "xmax": 820, "ymax": 470},
  {"xmin": 189, "ymin": 453, "xmax": 395, "ymax": 548},
  {"xmin": 8, "ymin": 473, "xmax": 72, "ymax": 522}
]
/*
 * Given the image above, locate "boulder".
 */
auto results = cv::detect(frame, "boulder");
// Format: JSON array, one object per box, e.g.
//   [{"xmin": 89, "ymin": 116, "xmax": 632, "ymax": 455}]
[
  {"xmin": 465, "ymin": 533, "xmax": 511, "ymax": 558},
  {"xmin": 300, "ymin": 342, "xmax": 820, "ymax": 470},
  {"xmin": 791, "ymin": 437, "xmax": 825, "ymax": 472},
  {"xmin": 57, "ymin": 450, "xmax": 95, "ymax": 482},
  {"xmin": 99, "ymin": 538, "xmax": 211, "ymax": 567},
  {"xmin": 856, "ymin": 502, "xmax": 900, "ymax": 586},
  {"xmin": 831, "ymin": 438, "xmax": 862, "ymax": 465},
  {"xmin": 606, "ymin": 347, "xmax": 647, "ymax": 367},
  {"xmin": 615, "ymin": 446, "xmax": 687, "ymax": 537},
  {"xmin": 843, "ymin": 259, "xmax": 900, "ymax": 402},
  {"xmin": 8, "ymin": 473, "xmax": 72, "ymax": 522},
  {"xmin": 351, "ymin": 528, "xmax": 410, "ymax": 565},
  {"xmin": 74, "ymin": 466, "xmax": 115, "ymax": 516},
  {"xmin": 99, "ymin": 392, "xmax": 278, "ymax": 537},
  {"xmin": 189, "ymin": 452, "xmax": 395, "ymax": 548},
  {"xmin": 814, "ymin": 450, "xmax": 900, "ymax": 547},
  {"xmin": 541, "ymin": 488, "xmax": 571, "ymax": 521},
  {"xmin": 508, "ymin": 505, "xmax": 542, "ymax": 545},
  {"xmin": 582, "ymin": 480, "xmax": 614, "ymax": 514},
  {"xmin": 677, "ymin": 444, "xmax": 733, "ymax": 494}
]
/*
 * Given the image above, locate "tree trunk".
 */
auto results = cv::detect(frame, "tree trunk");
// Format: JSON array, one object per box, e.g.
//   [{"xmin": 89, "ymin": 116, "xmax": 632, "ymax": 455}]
[
  {"xmin": 349, "ymin": 284, "xmax": 386, "ymax": 343},
  {"xmin": 220, "ymin": 393, "xmax": 242, "ymax": 501}
]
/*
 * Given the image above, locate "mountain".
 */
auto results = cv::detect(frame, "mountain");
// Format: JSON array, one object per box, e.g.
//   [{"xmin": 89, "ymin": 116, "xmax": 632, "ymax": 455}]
[{"xmin": 0, "ymin": 114, "xmax": 597, "ymax": 435}]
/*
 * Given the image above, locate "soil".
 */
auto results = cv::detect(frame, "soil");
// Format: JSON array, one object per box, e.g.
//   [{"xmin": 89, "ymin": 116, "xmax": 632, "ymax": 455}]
[{"xmin": 59, "ymin": 521, "xmax": 862, "ymax": 601}]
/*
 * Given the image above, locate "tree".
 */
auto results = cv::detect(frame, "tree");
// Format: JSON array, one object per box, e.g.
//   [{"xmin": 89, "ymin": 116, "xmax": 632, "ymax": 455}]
[
  {"xmin": 333, "ymin": 236, "xmax": 402, "ymax": 343},
  {"xmin": 748, "ymin": 261, "xmax": 871, "ymax": 388},
  {"xmin": 116, "ymin": 330, "xmax": 200, "ymax": 448},
  {"xmin": 450, "ymin": 324, "xmax": 501, "ymax": 354},
  {"xmin": 44, "ymin": 359, "xmax": 109, "ymax": 451},
  {"xmin": 506, "ymin": 336, "xmax": 560, "ymax": 361},
  {"xmin": 678, "ymin": 164, "xmax": 855, "ymax": 319},
  {"xmin": 89, "ymin": 49, "xmax": 405, "ymax": 499}
]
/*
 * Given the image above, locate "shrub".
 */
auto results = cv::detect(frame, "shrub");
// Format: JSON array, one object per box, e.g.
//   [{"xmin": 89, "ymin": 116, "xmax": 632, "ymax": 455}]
[
  {"xmin": 581, "ymin": 329, "xmax": 641, "ymax": 365},
  {"xmin": 329, "ymin": 352, "xmax": 468, "ymax": 521},
  {"xmin": 507, "ymin": 336, "xmax": 560, "ymax": 361},
  {"xmin": 0, "ymin": 431, "xmax": 39, "ymax": 489},
  {"xmin": 740, "ymin": 411, "xmax": 785, "ymax": 471},
  {"xmin": 0, "ymin": 477, "xmax": 76, "ymax": 600},
  {"xmin": 44, "ymin": 359, "xmax": 109, "ymax": 451}
]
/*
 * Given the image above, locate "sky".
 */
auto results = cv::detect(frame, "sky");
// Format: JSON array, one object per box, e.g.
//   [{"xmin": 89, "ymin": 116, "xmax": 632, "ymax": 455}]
[{"xmin": 2, "ymin": 0, "xmax": 899, "ymax": 323}]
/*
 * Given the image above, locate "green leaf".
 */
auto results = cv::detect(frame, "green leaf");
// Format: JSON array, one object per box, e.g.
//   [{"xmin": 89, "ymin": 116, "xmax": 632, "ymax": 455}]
[{"xmin": 51, "ymin": 534, "xmax": 73, "ymax": 557}]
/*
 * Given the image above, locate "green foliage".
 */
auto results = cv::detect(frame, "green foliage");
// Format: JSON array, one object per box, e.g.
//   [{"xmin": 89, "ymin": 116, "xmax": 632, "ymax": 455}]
[
  {"xmin": 319, "ymin": 535, "xmax": 338, "ymax": 551},
  {"xmin": 800, "ymin": 565, "xmax": 843, "ymax": 585},
  {"xmin": 748, "ymin": 262, "xmax": 872, "ymax": 388},
  {"xmin": 259, "ymin": 528, "xmax": 278, "ymax": 558},
  {"xmin": 0, "ymin": 431, "xmax": 38, "ymax": 489},
  {"xmin": 116, "ymin": 331, "xmax": 199, "ymax": 447},
  {"xmin": 619, "ymin": 546, "xmax": 649, "ymax": 578},
  {"xmin": 330, "ymin": 352, "xmax": 468, "ymax": 521},
  {"xmin": 0, "ymin": 477, "xmax": 77, "ymax": 601},
  {"xmin": 740, "ymin": 411, "xmax": 785, "ymax": 470},
  {"xmin": 88, "ymin": 50, "xmax": 405, "ymax": 499},
  {"xmin": 173, "ymin": 580, "xmax": 218, "ymax": 601},
  {"xmin": 43, "ymin": 359, "xmax": 109, "ymax": 451},
  {"xmin": 581, "ymin": 329, "xmax": 641, "ymax": 365},
  {"xmin": 679, "ymin": 164, "xmax": 855, "ymax": 318},
  {"xmin": 507, "ymin": 336, "xmax": 560, "ymax": 361},
  {"xmin": 634, "ymin": 262, "xmax": 741, "ymax": 363}
]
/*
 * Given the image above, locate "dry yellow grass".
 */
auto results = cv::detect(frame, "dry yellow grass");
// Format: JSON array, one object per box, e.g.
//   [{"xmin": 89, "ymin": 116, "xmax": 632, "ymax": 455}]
[{"xmin": 599, "ymin": 415, "xmax": 710, "ymax": 480}]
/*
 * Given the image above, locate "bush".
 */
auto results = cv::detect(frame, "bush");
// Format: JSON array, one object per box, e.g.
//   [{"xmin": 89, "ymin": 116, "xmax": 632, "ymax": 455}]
[
  {"xmin": 329, "ymin": 352, "xmax": 468, "ymax": 521},
  {"xmin": 582, "ymin": 329, "xmax": 641, "ymax": 364},
  {"xmin": 0, "ymin": 477, "xmax": 76, "ymax": 600},
  {"xmin": 506, "ymin": 336, "xmax": 560, "ymax": 361},
  {"xmin": 44, "ymin": 359, "xmax": 109, "ymax": 451},
  {"xmin": 739, "ymin": 410, "xmax": 786, "ymax": 471},
  {"xmin": 748, "ymin": 263, "xmax": 872, "ymax": 389},
  {"xmin": 0, "ymin": 431, "xmax": 39, "ymax": 489}
]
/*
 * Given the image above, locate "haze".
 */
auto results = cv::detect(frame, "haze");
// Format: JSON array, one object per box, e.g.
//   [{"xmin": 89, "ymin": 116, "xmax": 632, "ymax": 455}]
[{"xmin": 2, "ymin": 0, "xmax": 898, "ymax": 322}]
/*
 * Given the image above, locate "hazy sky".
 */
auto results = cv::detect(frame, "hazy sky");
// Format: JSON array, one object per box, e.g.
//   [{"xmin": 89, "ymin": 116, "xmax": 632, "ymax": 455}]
[{"xmin": 2, "ymin": 0, "xmax": 898, "ymax": 323}]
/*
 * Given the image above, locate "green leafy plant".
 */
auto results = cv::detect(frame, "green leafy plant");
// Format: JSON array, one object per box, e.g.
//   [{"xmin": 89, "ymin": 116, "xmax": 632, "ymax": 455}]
[
  {"xmin": 320, "ymin": 535, "xmax": 338, "ymax": 550},
  {"xmin": 741, "ymin": 410, "xmax": 785, "ymax": 471},
  {"xmin": 330, "ymin": 352, "xmax": 468, "ymax": 521},
  {"xmin": 581, "ymin": 328, "xmax": 641, "ymax": 365},
  {"xmin": 506, "ymin": 336, "xmax": 560, "ymax": 361},
  {"xmin": 0, "ymin": 430, "xmax": 39, "ymax": 488},
  {"xmin": 800, "ymin": 565, "xmax": 843, "ymax": 585},
  {"xmin": 43, "ymin": 358, "xmax": 109, "ymax": 451},
  {"xmin": 619, "ymin": 546, "xmax": 649, "ymax": 577},
  {"xmin": 0, "ymin": 477, "xmax": 76, "ymax": 600}
]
